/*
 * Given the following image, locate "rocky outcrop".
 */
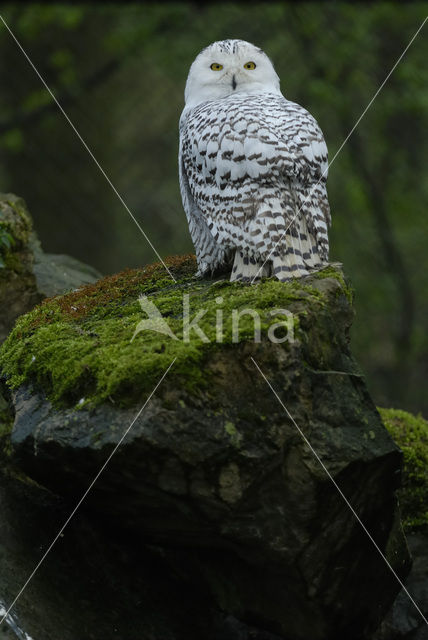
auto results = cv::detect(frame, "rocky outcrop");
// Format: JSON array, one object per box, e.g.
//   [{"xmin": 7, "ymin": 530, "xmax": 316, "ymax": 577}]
[
  {"xmin": 31, "ymin": 239, "xmax": 102, "ymax": 299},
  {"xmin": 380, "ymin": 408, "xmax": 428, "ymax": 533},
  {"xmin": 0, "ymin": 255, "xmax": 411, "ymax": 640},
  {"xmin": 0, "ymin": 193, "xmax": 101, "ymax": 341},
  {"xmin": 373, "ymin": 409, "xmax": 428, "ymax": 640},
  {"xmin": 373, "ymin": 531, "xmax": 428, "ymax": 640},
  {"xmin": 0, "ymin": 194, "xmax": 42, "ymax": 342},
  {"xmin": 0, "ymin": 454, "xmax": 246, "ymax": 640}
]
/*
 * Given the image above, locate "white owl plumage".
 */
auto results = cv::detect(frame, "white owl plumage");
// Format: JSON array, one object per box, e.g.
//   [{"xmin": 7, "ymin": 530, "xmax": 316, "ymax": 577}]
[{"xmin": 179, "ymin": 39, "xmax": 331, "ymax": 282}]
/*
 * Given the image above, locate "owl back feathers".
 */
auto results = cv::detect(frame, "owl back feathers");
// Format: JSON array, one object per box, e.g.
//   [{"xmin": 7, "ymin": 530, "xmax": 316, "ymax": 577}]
[{"xmin": 179, "ymin": 92, "xmax": 331, "ymax": 282}]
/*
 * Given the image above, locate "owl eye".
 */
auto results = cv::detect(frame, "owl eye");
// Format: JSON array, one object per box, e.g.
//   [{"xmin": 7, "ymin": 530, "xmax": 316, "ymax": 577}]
[
  {"xmin": 210, "ymin": 63, "xmax": 223, "ymax": 71},
  {"xmin": 244, "ymin": 61, "xmax": 256, "ymax": 70}
]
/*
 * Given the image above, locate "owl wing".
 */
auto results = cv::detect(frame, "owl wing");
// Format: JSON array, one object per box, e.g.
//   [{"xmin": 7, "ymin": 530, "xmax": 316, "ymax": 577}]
[
  {"xmin": 275, "ymin": 99, "xmax": 331, "ymax": 259},
  {"xmin": 179, "ymin": 113, "xmax": 232, "ymax": 274},
  {"xmin": 230, "ymin": 97, "xmax": 331, "ymax": 261}
]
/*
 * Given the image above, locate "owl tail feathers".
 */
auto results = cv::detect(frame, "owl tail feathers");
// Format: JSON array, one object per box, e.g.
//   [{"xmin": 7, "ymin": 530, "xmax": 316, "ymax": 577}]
[
  {"xmin": 230, "ymin": 236, "xmax": 326, "ymax": 284},
  {"xmin": 271, "ymin": 252, "xmax": 312, "ymax": 281},
  {"xmin": 270, "ymin": 215, "xmax": 327, "ymax": 282},
  {"xmin": 230, "ymin": 208, "xmax": 329, "ymax": 283},
  {"xmin": 230, "ymin": 248, "xmax": 311, "ymax": 283},
  {"xmin": 230, "ymin": 251, "xmax": 270, "ymax": 283}
]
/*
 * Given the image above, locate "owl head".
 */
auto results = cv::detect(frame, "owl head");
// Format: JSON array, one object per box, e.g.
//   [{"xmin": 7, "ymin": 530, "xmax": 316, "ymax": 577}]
[{"xmin": 184, "ymin": 39, "xmax": 281, "ymax": 108}]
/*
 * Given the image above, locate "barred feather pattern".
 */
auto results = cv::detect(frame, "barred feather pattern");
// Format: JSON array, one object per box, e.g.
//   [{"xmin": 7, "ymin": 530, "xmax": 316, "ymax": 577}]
[{"xmin": 179, "ymin": 48, "xmax": 331, "ymax": 282}]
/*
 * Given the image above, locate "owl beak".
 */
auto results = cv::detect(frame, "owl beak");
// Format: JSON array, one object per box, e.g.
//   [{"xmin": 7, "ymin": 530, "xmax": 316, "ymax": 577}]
[{"xmin": 232, "ymin": 75, "xmax": 237, "ymax": 90}]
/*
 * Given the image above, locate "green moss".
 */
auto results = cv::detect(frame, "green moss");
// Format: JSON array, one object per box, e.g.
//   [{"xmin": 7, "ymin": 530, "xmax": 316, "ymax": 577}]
[
  {"xmin": 379, "ymin": 407, "xmax": 428, "ymax": 532},
  {"xmin": 311, "ymin": 263, "xmax": 354, "ymax": 305},
  {"xmin": 0, "ymin": 257, "xmax": 348, "ymax": 408},
  {"xmin": 0, "ymin": 194, "xmax": 34, "ymax": 271},
  {"xmin": 0, "ymin": 194, "xmax": 33, "ymax": 249},
  {"xmin": 224, "ymin": 421, "xmax": 242, "ymax": 448}
]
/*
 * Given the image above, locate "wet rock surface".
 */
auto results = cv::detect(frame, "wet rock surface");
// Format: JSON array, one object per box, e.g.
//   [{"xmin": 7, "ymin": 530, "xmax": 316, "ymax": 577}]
[
  {"xmin": 0, "ymin": 376, "xmax": 298, "ymax": 640},
  {"xmin": 0, "ymin": 464, "xmax": 225, "ymax": 640},
  {"xmin": 2, "ymin": 257, "xmax": 412, "ymax": 640},
  {"xmin": 373, "ymin": 531, "xmax": 428, "ymax": 640}
]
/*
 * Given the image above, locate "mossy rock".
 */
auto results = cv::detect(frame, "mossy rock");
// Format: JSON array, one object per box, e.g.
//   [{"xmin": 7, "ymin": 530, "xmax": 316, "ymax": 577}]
[
  {"xmin": 0, "ymin": 254, "xmax": 353, "ymax": 409},
  {"xmin": 379, "ymin": 407, "xmax": 428, "ymax": 532},
  {"xmin": 0, "ymin": 194, "xmax": 41, "ymax": 342},
  {"xmin": 0, "ymin": 255, "xmax": 411, "ymax": 639},
  {"xmin": 0, "ymin": 193, "xmax": 102, "ymax": 342},
  {"xmin": 0, "ymin": 193, "xmax": 32, "ymax": 259}
]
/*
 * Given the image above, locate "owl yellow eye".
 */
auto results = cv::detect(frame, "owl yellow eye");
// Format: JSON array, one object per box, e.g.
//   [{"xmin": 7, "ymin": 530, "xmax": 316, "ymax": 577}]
[
  {"xmin": 244, "ymin": 61, "xmax": 256, "ymax": 70},
  {"xmin": 210, "ymin": 63, "xmax": 223, "ymax": 71}
]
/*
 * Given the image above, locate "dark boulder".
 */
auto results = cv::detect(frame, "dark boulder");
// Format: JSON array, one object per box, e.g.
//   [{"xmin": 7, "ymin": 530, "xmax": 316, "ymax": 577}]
[
  {"xmin": 373, "ymin": 409, "xmax": 428, "ymax": 640},
  {"xmin": 0, "ymin": 255, "xmax": 411, "ymax": 639}
]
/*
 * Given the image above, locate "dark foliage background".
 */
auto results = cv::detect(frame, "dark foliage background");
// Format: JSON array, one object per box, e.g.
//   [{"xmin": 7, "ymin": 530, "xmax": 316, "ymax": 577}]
[{"xmin": 0, "ymin": 2, "xmax": 427, "ymax": 414}]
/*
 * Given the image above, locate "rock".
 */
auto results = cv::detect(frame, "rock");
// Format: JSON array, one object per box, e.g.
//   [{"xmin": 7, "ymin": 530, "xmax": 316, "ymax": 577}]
[
  {"xmin": 372, "ymin": 532, "xmax": 428, "ymax": 640},
  {"xmin": 217, "ymin": 615, "xmax": 285, "ymax": 640},
  {"xmin": 0, "ymin": 194, "xmax": 42, "ymax": 342},
  {"xmin": 30, "ymin": 235, "xmax": 102, "ymax": 299},
  {"xmin": 0, "ymin": 456, "xmax": 226, "ymax": 640},
  {"xmin": 379, "ymin": 408, "xmax": 428, "ymax": 533},
  {"xmin": 372, "ymin": 410, "xmax": 428, "ymax": 640},
  {"xmin": 0, "ymin": 256, "xmax": 411, "ymax": 639},
  {"xmin": 0, "ymin": 193, "xmax": 101, "ymax": 341},
  {"xmin": 1, "ymin": 386, "xmax": 280, "ymax": 640}
]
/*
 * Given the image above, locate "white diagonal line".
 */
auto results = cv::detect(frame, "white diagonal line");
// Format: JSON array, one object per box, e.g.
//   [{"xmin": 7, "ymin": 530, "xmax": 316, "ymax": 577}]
[
  {"xmin": 0, "ymin": 357, "xmax": 176, "ymax": 625},
  {"xmin": 328, "ymin": 14, "xmax": 427, "ymax": 171},
  {"xmin": 251, "ymin": 15, "xmax": 428, "ymax": 283},
  {"xmin": 0, "ymin": 14, "xmax": 177, "ymax": 284},
  {"xmin": 251, "ymin": 356, "xmax": 428, "ymax": 627}
]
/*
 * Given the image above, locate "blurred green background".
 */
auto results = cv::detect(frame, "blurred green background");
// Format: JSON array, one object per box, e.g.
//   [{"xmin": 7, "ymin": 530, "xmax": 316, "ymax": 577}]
[{"xmin": 0, "ymin": 3, "xmax": 427, "ymax": 415}]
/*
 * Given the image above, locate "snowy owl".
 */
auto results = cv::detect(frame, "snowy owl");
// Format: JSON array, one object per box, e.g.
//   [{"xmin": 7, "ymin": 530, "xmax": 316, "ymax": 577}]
[{"xmin": 179, "ymin": 39, "xmax": 331, "ymax": 282}]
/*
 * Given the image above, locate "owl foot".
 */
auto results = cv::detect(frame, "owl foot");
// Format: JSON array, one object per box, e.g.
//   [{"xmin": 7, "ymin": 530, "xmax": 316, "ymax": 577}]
[{"xmin": 196, "ymin": 255, "xmax": 234, "ymax": 280}]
